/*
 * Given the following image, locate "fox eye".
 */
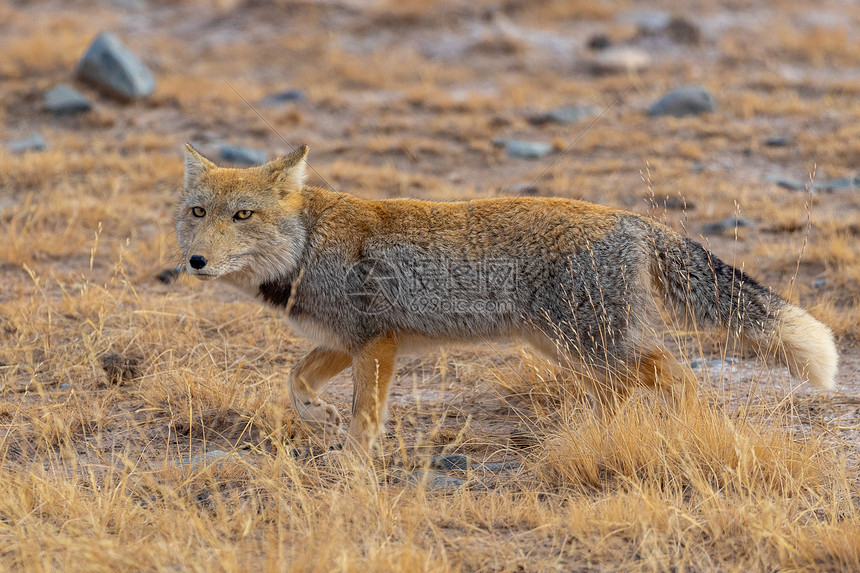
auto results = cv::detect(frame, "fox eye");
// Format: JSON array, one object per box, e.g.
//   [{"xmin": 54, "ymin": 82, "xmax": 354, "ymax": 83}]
[
  {"xmin": 191, "ymin": 206, "xmax": 206, "ymax": 218},
  {"xmin": 234, "ymin": 210, "xmax": 254, "ymax": 221}
]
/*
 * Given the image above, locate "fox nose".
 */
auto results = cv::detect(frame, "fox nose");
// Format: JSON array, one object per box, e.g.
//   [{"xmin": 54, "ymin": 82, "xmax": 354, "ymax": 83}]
[{"xmin": 189, "ymin": 255, "xmax": 207, "ymax": 270}]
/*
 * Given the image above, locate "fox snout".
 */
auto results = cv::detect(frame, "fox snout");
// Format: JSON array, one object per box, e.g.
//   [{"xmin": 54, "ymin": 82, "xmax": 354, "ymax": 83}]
[
  {"xmin": 188, "ymin": 255, "xmax": 208, "ymax": 270},
  {"xmin": 184, "ymin": 250, "xmax": 220, "ymax": 280}
]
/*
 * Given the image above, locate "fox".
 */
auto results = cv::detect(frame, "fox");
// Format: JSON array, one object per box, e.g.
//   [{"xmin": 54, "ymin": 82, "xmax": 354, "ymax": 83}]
[{"xmin": 175, "ymin": 144, "xmax": 838, "ymax": 452}]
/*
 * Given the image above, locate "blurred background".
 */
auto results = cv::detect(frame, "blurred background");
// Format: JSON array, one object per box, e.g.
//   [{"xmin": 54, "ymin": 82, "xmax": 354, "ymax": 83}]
[{"xmin": 3, "ymin": 0, "xmax": 858, "ymax": 201}]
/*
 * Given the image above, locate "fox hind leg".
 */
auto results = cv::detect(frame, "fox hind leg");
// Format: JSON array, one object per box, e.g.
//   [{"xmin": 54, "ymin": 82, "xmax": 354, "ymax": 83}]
[
  {"xmin": 525, "ymin": 330, "xmax": 631, "ymax": 418},
  {"xmin": 526, "ymin": 331, "xmax": 698, "ymax": 416},
  {"xmin": 563, "ymin": 348, "xmax": 699, "ymax": 418},
  {"xmin": 631, "ymin": 346, "xmax": 699, "ymax": 409},
  {"xmin": 288, "ymin": 347, "xmax": 352, "ymax": 434}
]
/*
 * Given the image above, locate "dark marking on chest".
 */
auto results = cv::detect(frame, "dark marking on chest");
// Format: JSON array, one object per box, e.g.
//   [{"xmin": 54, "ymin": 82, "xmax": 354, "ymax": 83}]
[{"xmin": 259, "ymin": 277, "xmax": 294, "ymax": 308}]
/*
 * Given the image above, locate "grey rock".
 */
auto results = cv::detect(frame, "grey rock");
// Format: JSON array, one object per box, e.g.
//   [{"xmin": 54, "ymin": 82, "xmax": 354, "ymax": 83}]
[
  {"xmin": 654, "ymin": 196, "xmax": 695, "ymax": 210},
  {"xmin": 702, "ymin": 216, "xmax": 755, "ymax": 235},
  {"xmin": 175, "ymin": 450, "xmax": 229, "ymax": 469},
  {"xmin": 666, "ymin": 17, "xmax": 701, "ymax": 45},
  {"xmin": 220, "ymin": 145, "xmax": 267, "ymax": 166},
  {"xmin": 690, "ymin": 357, "xmax": 739, "ymax": 369},
  {"xmin": 75, "ymin": 32, "xmax": 155, "ymax": 100},
  {"xmin": 492, "ymin": 138, "xmax": 553, "ymax": 159},
  {"xmin": 618, "ymin": 10, "xmax": 670, "ymax": 34},
  {"xmin": 409, "ymin": 470, "xmax": 467, "ymax": 489},
  {"xmin": 261, "ymin": 89, "xmax": 306, "ymax": 105},
  {"xmin": 813, "ymin": 279, "xmax": 827, "ymax": 289},
  {"xmin": 430, "ymin": 454, "xmax": 470, "ymax": 471},
  {"xmin": 765, "ymin": 174, "xmax": 805, "ymax": 191},
  {"xmin": 7, "ymin": 134, "xmax": 47, "ymax": 154},
  {"xmin": 288, "ymin": 445, "xmax": 328, "ymax": 460},
  {"xmin": 649, "ymin": 85, "xmax": 716, "ymax": 118},
  {"xmin": 45, "ymin": 84, "xmax": 92, "ymax": 115},
  {"xmin": 587, "ymin": 34, "xmax": 611, "ymax": 51},
  {"xmin": 480, "ymin": 460, "xmax": 522, "ymax": 473},
  {"xmin": 530, "ymin": 105, "xmax": 599, "ymax": 125},
  {"xmin": 109, "ymin": 0, "xmax": 146, "ymax": 8},
  {"xmin": 764, "ymin": 136, "xmax": 792, "ymax": 147},
  {"xmin": 58, "ymin": 383, "xmax": 72, "ymax": 390},
  {"xmin": 821, "ymin": 177, "xmax": 860, "ymax": 191},
  {"xmin": 429, "ymin": 454, "xmax": 522, "ymax": 474}
]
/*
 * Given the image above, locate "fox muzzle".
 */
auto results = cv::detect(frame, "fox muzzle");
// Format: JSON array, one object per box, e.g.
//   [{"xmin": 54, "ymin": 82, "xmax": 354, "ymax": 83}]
[{"xmin": 189, "ymin": 255, "xmax": 208, "ymax": 270}]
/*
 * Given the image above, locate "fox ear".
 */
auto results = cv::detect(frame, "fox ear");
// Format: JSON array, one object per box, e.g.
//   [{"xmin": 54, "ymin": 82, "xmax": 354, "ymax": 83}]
[
  {"xmin": 184, "ymin": 143, "xmax": 216, "ymax": 187},
  {"xmin": 263, "ymin": 145, "xmax": 308, "ymax": 190}
]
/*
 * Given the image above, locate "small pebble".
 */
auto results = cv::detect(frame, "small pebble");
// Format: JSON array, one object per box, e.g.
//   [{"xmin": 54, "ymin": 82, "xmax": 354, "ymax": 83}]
[
  {"xmin": 261, "ymin": 89, "xmax": 306, "ymax": 105},
  {"xmin": 492, "ymin": 139, "xmax": 553, "ymax": 160},
  {"xmin": 44, "ymin": 84, "xmax": 92, "ymax": 115},
  {"xmin": 821, "ymin": 177, "xmax": 860, "ymax": 191},
  {"xmin": 690, "ymin": 357, "xmax": 739, "ymax": 369},
  {"xmin": 174, "ymin": 450, "xmax": 230, "ymax": 469},
  {"xmin": 480, "ymin": 460, "xmax": 522, "ymax": 473},
  {"xmin": 220, "ymin": 145, "xmax": 267, "ymax": 166},
  {"xmin": 765, "ymin": 175, "xmax": 806, "ymax": 191},
  {"xmin": 430, "ymin": 454, "xmax": 470, "ymax": 471},
  {"xmin": 649, "ymin": 85, "xmax": 716, "ymax": 118},
  {"xmin": 655, "ymin": 197, "xmax": 695, "ymax": 210},
  {"xmin": 764, "ymin": 136, "xmax": 792, "ymax": 147},
  {"xmin": 618, "ymin": 10, "xmax": 670, "ymax": 35},
  {"xmin": 587, "ymin": 34, "xmax": 611, "ymax": 51},
  {"xmin": 702, "ymin": 216, "xmax": 755, "ymax": 235},
  {"xmin": 7, "ymin": 135, "xmax": 48, "ymax": 154},
  {"xmin": 529, "ymin": 105, "xmax": 599, "ymax": 125},
  {"xmin": 666, "ymin": 17, "xmax": 701, "ymax": 45},
  {"xmin": 392, "ymin": 469, "xmax": 469, "ymax": 489}
]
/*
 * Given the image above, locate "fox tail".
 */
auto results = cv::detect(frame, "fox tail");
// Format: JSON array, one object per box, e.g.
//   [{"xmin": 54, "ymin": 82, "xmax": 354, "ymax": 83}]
[{"xmin": 648, "ymin": 226, "xmax": 837, "ymax": 389}]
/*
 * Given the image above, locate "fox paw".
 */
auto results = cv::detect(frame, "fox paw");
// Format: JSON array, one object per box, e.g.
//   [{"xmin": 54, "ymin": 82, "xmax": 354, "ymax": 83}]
[{"xmin": 297, "ymin": 401, "xmax": 343, "ymax": 434}]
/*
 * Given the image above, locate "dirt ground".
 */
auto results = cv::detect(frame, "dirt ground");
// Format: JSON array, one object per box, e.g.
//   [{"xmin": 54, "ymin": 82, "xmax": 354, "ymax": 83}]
[{"xmin": 1, "ymin": 0, "xmax": 859, "ymax": 571}]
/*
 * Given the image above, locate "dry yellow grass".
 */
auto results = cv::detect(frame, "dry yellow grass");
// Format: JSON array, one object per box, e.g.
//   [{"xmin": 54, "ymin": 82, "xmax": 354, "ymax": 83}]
[{"xmin": 1, "ymin": 0, "xmax": 858, "ymax": 571}]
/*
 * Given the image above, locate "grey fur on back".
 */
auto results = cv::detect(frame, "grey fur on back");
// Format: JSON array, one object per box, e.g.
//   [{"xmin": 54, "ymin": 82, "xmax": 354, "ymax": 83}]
[{"xmin": 258, "ymin": 193, "xmax": 786, "ymax": 376}]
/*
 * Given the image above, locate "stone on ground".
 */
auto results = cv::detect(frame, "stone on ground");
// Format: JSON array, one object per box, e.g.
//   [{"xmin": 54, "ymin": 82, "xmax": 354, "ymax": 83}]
[
  {"xmin": 45, "ymin": 84, "xmax": 93, "ymax": 115},
  {"xmin": 220, "ymin": 145, "xmax": 267, "ymax": 166},
  {"xmin": 649, "ymin": 85, "xmax": 716, "ymax": 117},
  {"xmin": 7, "ymin": 134, "xmax": 47, "ymax": 153},
  {"xmin": 76, "ymin": 32, "xmax": 155, "ymax": 100}
]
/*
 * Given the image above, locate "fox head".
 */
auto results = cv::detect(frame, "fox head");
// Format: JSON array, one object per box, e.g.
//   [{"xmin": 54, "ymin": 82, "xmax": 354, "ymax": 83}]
[{"xmin": 176, "ymin": 144, "xmax": 309, "ymax": 286}]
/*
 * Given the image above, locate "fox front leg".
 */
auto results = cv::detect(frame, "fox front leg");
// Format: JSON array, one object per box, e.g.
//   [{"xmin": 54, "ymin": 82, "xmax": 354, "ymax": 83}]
[
  {"xmin": 287, "ymin": 347, "xmax": 351, "ymax": 434},
  {"xmin": 346, "ymin": 335, "xmax": 398, "ymax": 453}
]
